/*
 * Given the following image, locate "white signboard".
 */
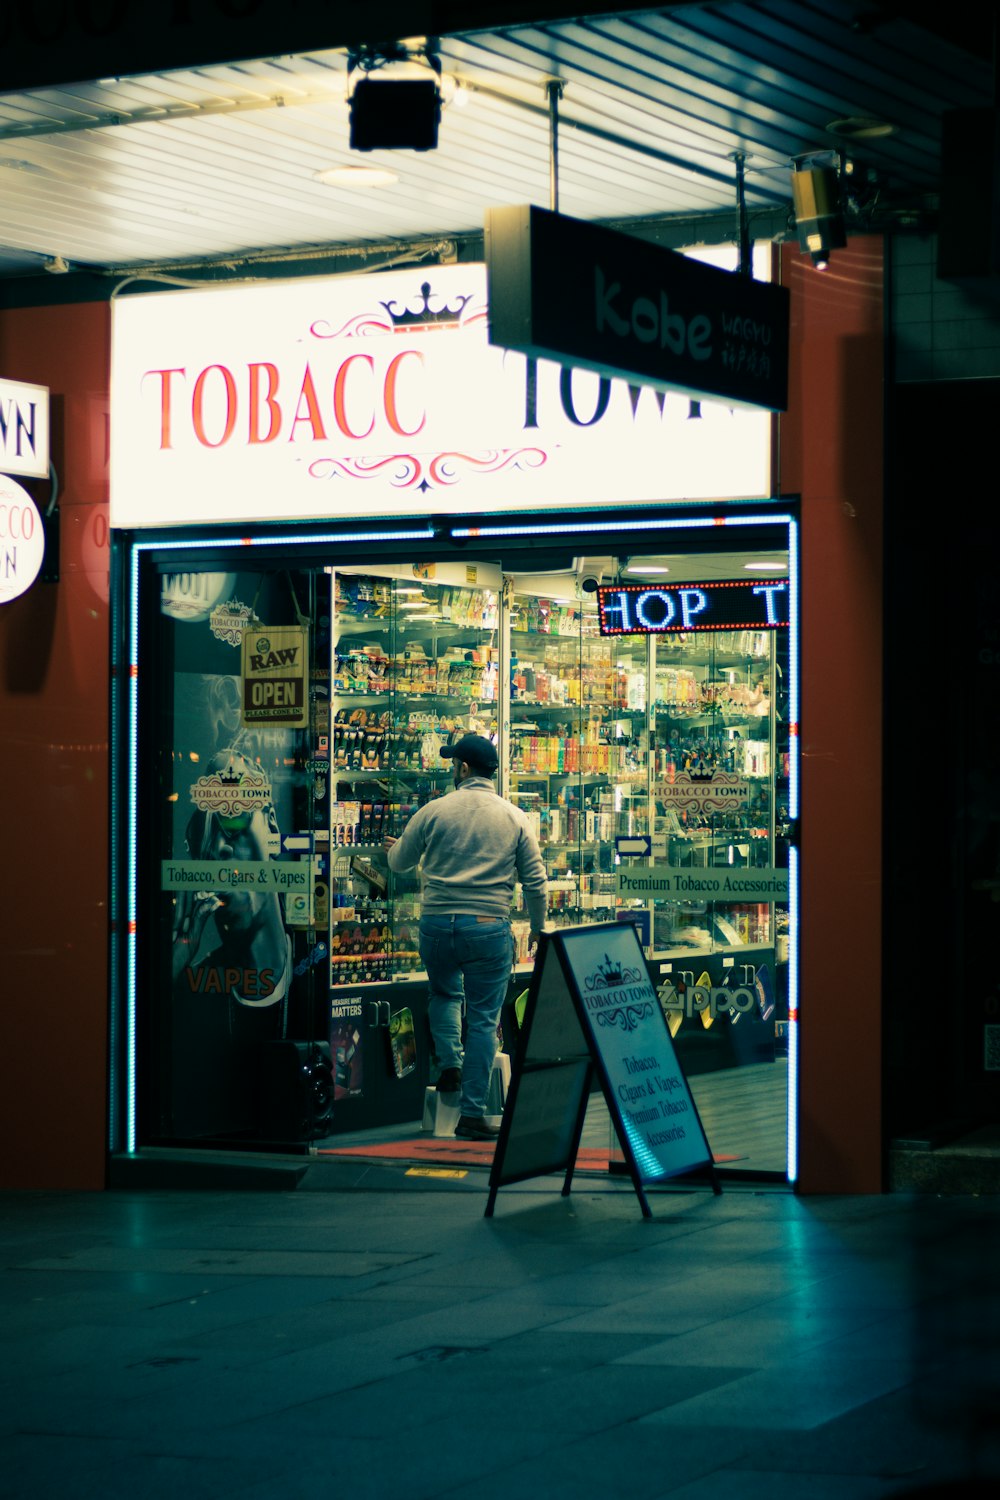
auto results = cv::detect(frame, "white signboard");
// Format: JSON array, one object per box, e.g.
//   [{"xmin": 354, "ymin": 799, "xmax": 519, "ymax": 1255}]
[
  {"xmin": 0, "ymin": 474, "xmax": 45, "ymax": 604},
  {"xmin": 0, "ymin": 377, "xmax": 49, "ymax": 479},
  {"xmin": 111, "ymin": 261, "xmax": 771, "ymax": 528},
  {"xmin": 557, "ymin": 923, "xmax": 711, "ymax": 1183}
]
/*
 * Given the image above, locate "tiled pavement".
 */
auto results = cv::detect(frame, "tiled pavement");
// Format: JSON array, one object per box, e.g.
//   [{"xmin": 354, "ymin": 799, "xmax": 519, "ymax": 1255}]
[{"xmin": 3, "ymin": 1158, "xmax": 999, "ymax": 1498}]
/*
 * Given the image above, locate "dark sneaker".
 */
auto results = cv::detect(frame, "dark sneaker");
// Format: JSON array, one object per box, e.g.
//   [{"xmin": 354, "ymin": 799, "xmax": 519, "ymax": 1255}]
[
  {"xmin": 436, "ymin": 1067, "xmax": 462, "ymax": 1094},
  {"xmin": 455, "ymin": 1115, "xmax": 500, "ymax": 1140}
]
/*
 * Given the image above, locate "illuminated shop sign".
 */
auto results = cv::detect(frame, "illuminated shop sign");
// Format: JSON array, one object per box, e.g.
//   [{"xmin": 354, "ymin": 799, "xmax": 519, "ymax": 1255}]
[
  {"xmin": 0, "ymin": 474, "xmax": 45, "ymax": 604},
  {"xmin": 110, "ymin": 262, "xmax": 771, "ymax": 528},
  {"xmin": 0, "ymin": 377, "xmax": 49, "ymax": 479},
  {"xmin": 597, "ymin": 578, "xmax": 789, "ymax": 636}
]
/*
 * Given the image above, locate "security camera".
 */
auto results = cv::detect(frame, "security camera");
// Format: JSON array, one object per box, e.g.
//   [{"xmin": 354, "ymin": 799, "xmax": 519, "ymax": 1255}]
[{"xmin": 580, "ymin": 573, "xmax": 602, "ymax": 594}]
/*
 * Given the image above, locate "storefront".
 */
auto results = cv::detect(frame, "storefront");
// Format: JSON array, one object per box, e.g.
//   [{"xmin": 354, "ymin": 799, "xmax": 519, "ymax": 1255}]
[{"xmin": 109, "ymin": 254, "xmax": 799, "ymax": 1182}]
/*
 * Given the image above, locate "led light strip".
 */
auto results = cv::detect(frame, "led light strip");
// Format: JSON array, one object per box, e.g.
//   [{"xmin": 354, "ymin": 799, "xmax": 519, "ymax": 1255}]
[
  {"xmin": 121, "ymin": 511, "xmax": 800, "ymax": 1184},
  {"xmin": 107, "ymin": 549, "xmax": 123, "ymax": 1153},
  {"xmin": 136, "ymin": 526, "xmax": 437, "ymax": 552},
  {"xmin": 787, "ymin": 517, "xmax": 800, "ymax": 1182},
  {"xmin": 451, "ymin": 511, "xmax": 795, "ymax": 539},
  {"xmin": 125, "ymin": 547, "xmax": 140, "ymax": 1151}
]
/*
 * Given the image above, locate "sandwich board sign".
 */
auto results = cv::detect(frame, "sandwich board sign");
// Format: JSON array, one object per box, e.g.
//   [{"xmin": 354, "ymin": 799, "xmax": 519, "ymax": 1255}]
[{"xmin": 486, "ymin": 921, "xmax": 718, "ymax": 1219}]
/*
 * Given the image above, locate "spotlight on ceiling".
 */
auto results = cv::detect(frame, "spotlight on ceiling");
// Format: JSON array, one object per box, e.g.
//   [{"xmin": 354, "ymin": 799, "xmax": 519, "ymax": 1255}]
[
  {"xmin": 791, "ymin": 162, "xmax": 847, "ymax": 270},
  {"xmin": 348, "ymin": 45, "xmax": 442, "ymax": 152}
]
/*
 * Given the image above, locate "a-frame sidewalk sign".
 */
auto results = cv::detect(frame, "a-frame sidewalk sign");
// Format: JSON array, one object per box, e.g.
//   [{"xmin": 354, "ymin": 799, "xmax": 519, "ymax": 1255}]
[{"xmin": 486, "ymin": 921, "xmax": 720, "ymax": 1219}]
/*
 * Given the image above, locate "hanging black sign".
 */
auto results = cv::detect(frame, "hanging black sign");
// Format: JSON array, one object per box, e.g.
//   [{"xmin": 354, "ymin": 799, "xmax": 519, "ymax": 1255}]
[{"xmin": 486, "ymin": 204, "xmax": 789, "ymax": 412}]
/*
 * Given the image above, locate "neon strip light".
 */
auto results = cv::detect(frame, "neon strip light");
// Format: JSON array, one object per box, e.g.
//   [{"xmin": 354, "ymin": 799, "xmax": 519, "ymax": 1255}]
[
  {"xmin": 107, "ymin": 553, "xmax": 122, "ymax": 1152},
  {"xmin": 788, "ymin": 518, "xmax": 800, "ymax": 823},
  {"xmin": 451, "ymin": 511, "xmax": 795, "ymax": 539},
  {"xmin": 136, "ymin": 527, "xmax": 435, "ymax": 553},
  {"xmin": 787, "ymin": 845, "xmax": 800, "ymax": 1183},
  {"xmin": 122, "ymin": 509, "xmax": 800, "ymax": 1184},
  {"xmin": 126, "ymin": 547, "xmax": 140, "ymax": 1152},
  {"xmin": 786, "ymin": 516, "xmax": 800, "ymax": 1183}
]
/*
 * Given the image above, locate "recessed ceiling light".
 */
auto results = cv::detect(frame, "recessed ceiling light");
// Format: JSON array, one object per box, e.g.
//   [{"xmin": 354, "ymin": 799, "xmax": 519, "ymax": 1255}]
[
  {"xmin": 626, "ymin": 563, "xmax": 670, "ymax": 574},
  {"xmin": 826, "ymin": 116, "xmax": 895, "ymax": 140},
  {"xmin": 315, "ymin": 165, "xmax": 399, "ymax": 188},
  {"xmin": 745, "ymin": 560, "xmax": 788, "ymax": 571}
]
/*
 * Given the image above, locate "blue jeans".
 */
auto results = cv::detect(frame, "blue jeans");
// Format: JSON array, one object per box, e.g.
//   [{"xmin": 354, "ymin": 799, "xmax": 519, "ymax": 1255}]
[{"xmin": 419, "ymin": 914, "xmax": 514, "ymax": 1117}]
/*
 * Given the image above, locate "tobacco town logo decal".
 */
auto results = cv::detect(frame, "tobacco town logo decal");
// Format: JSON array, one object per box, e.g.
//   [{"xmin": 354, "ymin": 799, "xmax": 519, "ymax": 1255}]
[
  {"xmin": 190, "ymin": 764, "xmax": 272, "ymax": 818},
  {"xmin": 305, "ymin": 279, "xmax": 546, "ymax": 494},
  {"xmin": 583, "ymin": 951, "xmax": 652, "ymax": 1034}
]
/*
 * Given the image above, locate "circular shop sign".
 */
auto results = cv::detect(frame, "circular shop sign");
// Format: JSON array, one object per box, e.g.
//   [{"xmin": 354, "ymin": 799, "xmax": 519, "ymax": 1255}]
[{"xmin": 0, "ymin": 475, "xmax": 44, "ymax": 605}]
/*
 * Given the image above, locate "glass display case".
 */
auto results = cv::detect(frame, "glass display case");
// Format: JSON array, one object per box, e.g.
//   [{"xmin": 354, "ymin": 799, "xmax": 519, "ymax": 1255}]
[
  {"xmin": 506, "ymin": 587, "xmax": 649, "ymax": 957},
  {"xmin": 327, "ymin": 568, "xmax": 789, "ymax": 994},
  {"xmin": 328, "ymin": 567, "xmax": 501, "ymax": 989}
]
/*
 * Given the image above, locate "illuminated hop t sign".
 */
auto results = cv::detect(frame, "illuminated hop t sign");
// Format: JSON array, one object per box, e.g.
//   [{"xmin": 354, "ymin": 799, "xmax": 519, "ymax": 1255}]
[{"xmin": 597, "ymin": 579, "xmax": 789, "ymax": 636}]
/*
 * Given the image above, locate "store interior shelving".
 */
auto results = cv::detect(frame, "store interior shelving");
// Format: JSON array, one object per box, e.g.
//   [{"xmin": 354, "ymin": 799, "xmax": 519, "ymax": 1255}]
[{"xmin": 325, "ymin": 563, "xmax": 790, "ymax": 1015}]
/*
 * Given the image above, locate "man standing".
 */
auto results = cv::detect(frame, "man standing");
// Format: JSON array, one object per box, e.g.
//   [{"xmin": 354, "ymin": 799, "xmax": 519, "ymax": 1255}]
[{"xmin": 383, "ymin": 733, "xmax": 547, "ymax": 1140}]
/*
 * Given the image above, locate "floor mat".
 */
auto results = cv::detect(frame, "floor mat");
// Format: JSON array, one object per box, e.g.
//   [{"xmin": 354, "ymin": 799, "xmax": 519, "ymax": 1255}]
[{"xmin": 317, "ymin": 1139, "xmax": 744, "ymax": 1169}]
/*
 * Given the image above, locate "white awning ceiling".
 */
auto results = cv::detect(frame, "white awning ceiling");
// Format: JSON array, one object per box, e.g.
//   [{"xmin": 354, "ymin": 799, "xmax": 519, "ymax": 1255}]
[{"xmin": 0, "ymin": 2, "xmax": 991, "ymax": 281}]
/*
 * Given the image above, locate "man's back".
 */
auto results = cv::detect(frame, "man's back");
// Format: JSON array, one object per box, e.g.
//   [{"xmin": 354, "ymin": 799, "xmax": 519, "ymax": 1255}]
[{"xmin": 387, "ymin": 776, "xmax": 547, "ymax": 926}]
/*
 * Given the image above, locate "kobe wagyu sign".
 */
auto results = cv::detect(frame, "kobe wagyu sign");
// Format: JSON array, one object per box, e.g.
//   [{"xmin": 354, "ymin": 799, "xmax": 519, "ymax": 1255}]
[{"xmin": 110, "ymin": 262, "xmax": 771, "ymax": 528}]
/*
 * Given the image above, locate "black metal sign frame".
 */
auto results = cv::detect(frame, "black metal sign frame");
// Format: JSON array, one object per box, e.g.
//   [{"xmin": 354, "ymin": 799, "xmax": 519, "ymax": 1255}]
[{"xmin": 486, "ymin": 922, "xmax": 719, "ymax": 1219}]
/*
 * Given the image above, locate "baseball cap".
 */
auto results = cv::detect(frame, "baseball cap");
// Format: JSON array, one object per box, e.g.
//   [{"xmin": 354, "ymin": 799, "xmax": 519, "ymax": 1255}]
[{"xmin": 440, "ymin": 733, "xmax": 499, "ymax": 775}]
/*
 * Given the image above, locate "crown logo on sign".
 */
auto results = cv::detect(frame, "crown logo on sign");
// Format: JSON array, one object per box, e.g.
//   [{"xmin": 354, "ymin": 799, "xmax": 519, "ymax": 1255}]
[
  {"xmin": 689, "ymin": 770, "xmax": 715, "ymax": 783},
  {"xmin": 379, "ymin": 281, "xmax": 473, "ymax": 330},
  {"xmin": 218, "ymin": 767, "xmax": 242, "ymax": 786},
  {"xmin": 598, "ymin": 952, "xmax": 624, "ymax": 986}
]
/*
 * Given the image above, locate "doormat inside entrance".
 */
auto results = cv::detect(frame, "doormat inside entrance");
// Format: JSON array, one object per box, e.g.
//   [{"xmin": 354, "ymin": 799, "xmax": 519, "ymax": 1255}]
[{"xmin": 317, "ymin": 1138, "xmax": 744, "ymax": 1169}]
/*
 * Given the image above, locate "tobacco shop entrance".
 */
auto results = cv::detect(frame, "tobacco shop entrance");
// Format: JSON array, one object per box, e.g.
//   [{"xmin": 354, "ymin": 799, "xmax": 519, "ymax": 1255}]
[
  {"xmin": 122, "ymin": 511, "xmax": 796, "ymax": 1181},
  {"xmin": 110, "ymin": 261, "xmax": 798, "ymax": 1183}
]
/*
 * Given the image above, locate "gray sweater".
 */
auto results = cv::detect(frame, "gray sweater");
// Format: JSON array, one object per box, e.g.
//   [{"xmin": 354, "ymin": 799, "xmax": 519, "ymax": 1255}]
[{"xmin": 387, "ymin": 777, "xmax": 548, "ymax": 930}]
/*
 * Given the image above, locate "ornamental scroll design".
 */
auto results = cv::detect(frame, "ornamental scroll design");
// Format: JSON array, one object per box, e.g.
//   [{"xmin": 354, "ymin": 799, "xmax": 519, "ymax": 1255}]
[
  {"xmin": 308, "ymin": 448, "xmax": 546, "ymax": 491},
  {"xmin": 594, "ymin": 1002, "xmax": 655, "ymax": 1034},
  {"xmin": 309, "ymin": 280, "xmax": 487, "ymax": 341},
  {"xmin": 584, "ymin": 956, "xmax": 643, "ymax": 993}
]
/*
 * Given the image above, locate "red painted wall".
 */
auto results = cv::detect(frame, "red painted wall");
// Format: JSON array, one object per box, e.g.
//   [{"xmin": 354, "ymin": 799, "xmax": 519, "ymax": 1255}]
[
  {"xmin": 0, "ymin": 300, "xmax": 111, "ymax": 1190},
  {"xmin": 780, "ymin": 240, "xmax": 884, "ymax": 1192},
  {"xmin": 0, "ymin": 245, "xmax": 885, "ymax": 1193}
]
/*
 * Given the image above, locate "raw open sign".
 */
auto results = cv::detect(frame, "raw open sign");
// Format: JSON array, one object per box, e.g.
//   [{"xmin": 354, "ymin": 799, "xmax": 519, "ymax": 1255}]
[{"xmin": 241, "ymin": 625, "xmax": 309, "ymax": 728}]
